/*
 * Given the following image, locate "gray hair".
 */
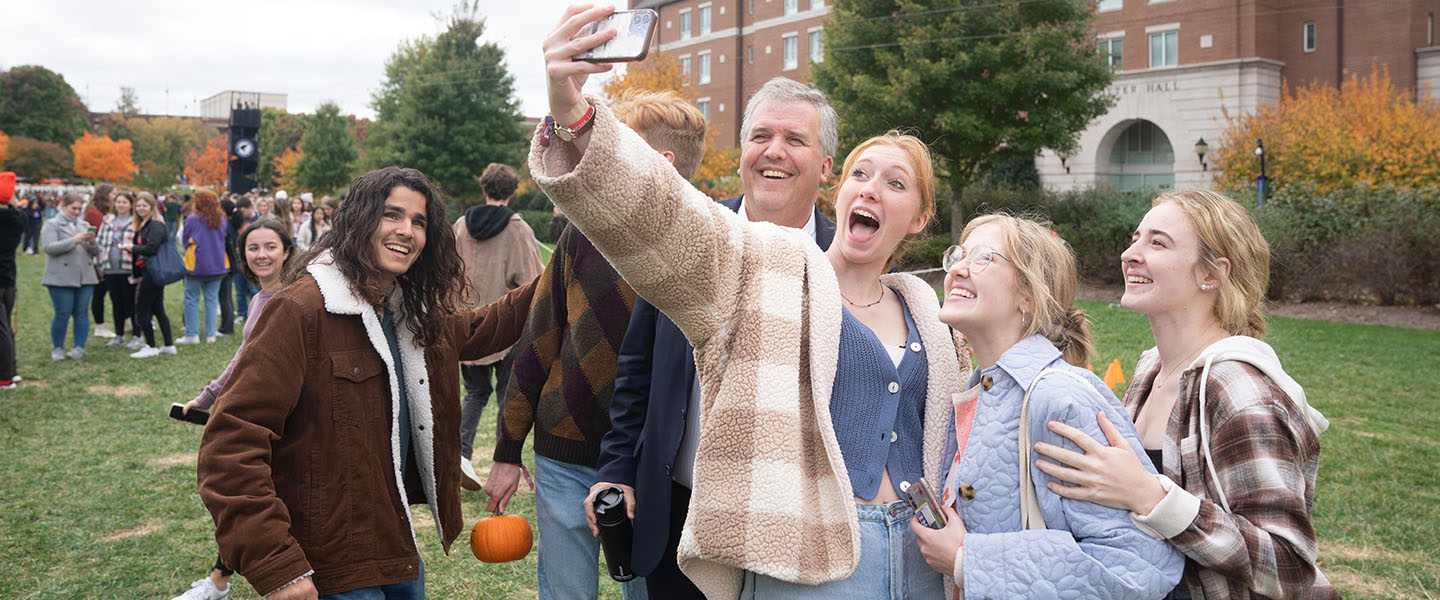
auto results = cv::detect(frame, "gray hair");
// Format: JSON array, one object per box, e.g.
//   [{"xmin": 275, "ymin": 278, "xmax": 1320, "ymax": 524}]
[{"xmin": 740, "ymin": 77, "xmax": 838, "ymax": 160}]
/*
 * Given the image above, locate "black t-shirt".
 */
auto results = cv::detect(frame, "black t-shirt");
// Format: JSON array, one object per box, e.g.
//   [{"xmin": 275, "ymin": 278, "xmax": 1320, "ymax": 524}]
[{"xmin": 0, "ymin": 205, "xmax": 26, "ymax": 287}]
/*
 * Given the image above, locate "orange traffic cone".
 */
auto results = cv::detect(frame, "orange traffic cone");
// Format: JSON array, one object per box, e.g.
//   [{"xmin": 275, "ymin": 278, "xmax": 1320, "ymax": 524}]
[{"xmin": 1102, "ymin": 358, "xmax": 1126, "ymax": 391}]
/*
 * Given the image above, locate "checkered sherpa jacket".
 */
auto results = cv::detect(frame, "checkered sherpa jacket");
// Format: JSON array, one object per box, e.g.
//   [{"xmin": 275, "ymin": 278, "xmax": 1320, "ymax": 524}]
[
  {"xmin": 531, "ymin": 101, "xmax": 968, "ymax": 599},
  {"xmin": 1123, "ymin": 341, "xmax": 1339, "ymax": 599}
]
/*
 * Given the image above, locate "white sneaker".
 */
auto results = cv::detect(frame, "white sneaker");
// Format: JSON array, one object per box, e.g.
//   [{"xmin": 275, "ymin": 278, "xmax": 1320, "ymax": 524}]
[
  {"xmin": 130, "ymin": 346, "xmax": 160, "ymax": 358},
  {"xmin": 93, "ymin": 324, "xmax": 116, "ymax": 338},
  {"xmin": 204, "ymin": 336, "xmax": 216, "ymax": 343},
  {"xmin": 105, "ymin": 336, "xmax": 126, "ymax": 347},
  {"xmin": 176, "ymin": 335, "xmax": 201, "ymax": 345},
  {"xmin": 159, "ymin": 345, "xmax": 178, "ymax": 355},
  {"xmin": 51, "ymin": 348, "xmax": 65, "ymax": 361},
  {"xmin": 126, "ymin": 336, "xmax": 145, "ymax": 350},
  {"xmin": 460, "ymin": 455, "xmax": 483, "ymax": 491},
  {"xmin": 67, "ymin": 347, "xmax": 85, "ymax": 360},
  {"xmin": 171, "ymin": 577, "xmax": 230, "ymax": 600}
]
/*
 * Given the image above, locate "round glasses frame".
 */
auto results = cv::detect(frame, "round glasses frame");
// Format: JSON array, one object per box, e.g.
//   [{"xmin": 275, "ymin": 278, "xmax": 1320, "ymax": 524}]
[{"xmin": 942, "ymin": 244, "xmax": 1009, "ymax": 273}]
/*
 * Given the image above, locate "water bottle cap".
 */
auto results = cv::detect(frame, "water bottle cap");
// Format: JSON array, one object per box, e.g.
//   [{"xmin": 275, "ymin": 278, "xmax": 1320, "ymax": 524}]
[{"xmin": 594, "ymin": 486, "xmax": 625, "ymax": 516}]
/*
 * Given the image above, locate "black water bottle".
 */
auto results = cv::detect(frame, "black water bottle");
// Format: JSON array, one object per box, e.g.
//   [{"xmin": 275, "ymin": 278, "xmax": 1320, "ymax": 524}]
[{"xmin": 593, "ymin": 486, "xmax": 637, "ymax": 582}]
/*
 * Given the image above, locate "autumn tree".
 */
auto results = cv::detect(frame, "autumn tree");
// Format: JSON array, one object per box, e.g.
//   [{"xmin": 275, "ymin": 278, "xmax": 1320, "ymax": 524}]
[
  {"xmin": 0, "ymin": 131, "xmax": 9, "ymax": 170},
  {"xmin": 296, "ymin": 102, "xmax": 358, "ymax": 194},
  {"xmin": 71, "ymin": 132, "xmax": 137, "ymax": 183},
  {"xmin": 1215, "ymin": 68, "xmax": 1440, "ymax": 195},
  {"xmin": 273, "ymin": 147, "xmax": 304, "ymax": 192},
  {"xmin": 184, "ymin": 134, "xmax": 229, "ymax": 188},
  {"xmin": 257, "ymin": 108, "xmax": 305, "ymax": 187},
  {"xmin": 5, "ymin": 136, "xmax": 72, "ymax": 179},
  {"xmin": 126, "ymin": 116, "xmax": 220, "ymax": 189},
  {"xmin": 0, "ymin": 66, "xmax": 88, "ymax": 145},
  {"xmin": 811, "ymin": 0, "xmax": 1114, "ymax": 236},
  {"xmin": 115, "ymin": 86, "xmax": 141, "ymax": 117},
  {"xmin": 368, "ymin": 2, "xmax": 526, "ymax": 201}
]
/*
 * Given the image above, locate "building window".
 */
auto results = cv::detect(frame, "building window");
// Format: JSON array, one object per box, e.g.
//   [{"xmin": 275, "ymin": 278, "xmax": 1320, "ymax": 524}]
[
  {"xmin": 1098, "ymin": 37, "xmax": 1122, "ymax": 70},
  {"xmin": 698, "ymin": 99, "xmax": 711, "ymax": 121},
  {"xmin": 748, "ymin": 46, "xmax": 754, "ymax": 64},
  {"xmin": 1098, "ymin": 0, "xmax": 1121, "ymax": 12},
  {"xmin": 1110, "ymin": 120, "xmax": 1174, "ymax": 165},
  {"xmin": 680, "ymin": 55, "xmax": 692, "ymax": 76},
  {"xmin": 785, "ymin": 0, "xmax": 798, "ymax": 16},
  {"xmin": 812, "ymin": 0, "xmax": 825, "ymax": 8},
  {"xmin": 1149, "ymin": 31, "xmax": 1177, "ymax": 67},
  {"xmin": 680, "ymin": 9, "xmax": 691, "ymax": 39},
  {"xmin": 699, "ymin": 51, "xmax": 711, "ymax": 84},
  {"xmin": 810, "ymin": 30, "xmax": 824, "ymax": 62},
  {"xmin": 700, "ymin": 5, "xmax": 712, "ymax": 35},
  {"xmin": 783, "ymin": 34, "xmax": 799, "ymax": 70},
  {"xmin": 1303, "ymin": 22, "xmax": 1317, "ymax": 52}
]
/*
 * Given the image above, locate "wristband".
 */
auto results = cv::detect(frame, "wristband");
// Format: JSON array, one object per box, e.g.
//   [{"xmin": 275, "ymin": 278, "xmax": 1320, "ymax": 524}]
[{"xmin": 553, "ymin": 104, "xmax": 595, "ymax": 143}]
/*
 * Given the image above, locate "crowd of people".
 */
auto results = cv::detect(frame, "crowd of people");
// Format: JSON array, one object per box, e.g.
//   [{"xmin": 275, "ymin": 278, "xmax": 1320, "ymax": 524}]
[{"xmin": 0, "ymin": 5, "xmax": 1341, "ymax": 599}]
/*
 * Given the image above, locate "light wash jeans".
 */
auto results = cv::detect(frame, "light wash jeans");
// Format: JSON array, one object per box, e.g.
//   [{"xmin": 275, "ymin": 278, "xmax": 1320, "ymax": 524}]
[
  {"xmin": 741, "ymin": 501, "xmax": 944, "ymax": 599},
  {"xmin": 534, "ymin": 455, "xmax": 648, "ymax": 600},
  {"xmin": 182, "ymin": 277, "xmax": 222, "ymax": 337},
  {"xmin": 47, "ymin": 285, "xmax": 94, "ymax": 349},
  {"xmin": 318, "ymin": 556, "xmax": 423, "ymax": 599}
]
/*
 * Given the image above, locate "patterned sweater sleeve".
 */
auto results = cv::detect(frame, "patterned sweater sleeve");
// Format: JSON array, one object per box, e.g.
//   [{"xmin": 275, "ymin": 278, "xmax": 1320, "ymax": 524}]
[
  {"xmin": 529, "ymin": 100, "xmax": 754, "ymax": 348},
  {"xmin": 962, "ymin": 381, "xmax": 1184, "ymax": 599},
  {"xmin": 493, "ymin": 227, "xmax": 570, "ymax": 465},
  {"xmin": 1140, "ymin": 366, "xmax": 1329, "ymax": 599}
]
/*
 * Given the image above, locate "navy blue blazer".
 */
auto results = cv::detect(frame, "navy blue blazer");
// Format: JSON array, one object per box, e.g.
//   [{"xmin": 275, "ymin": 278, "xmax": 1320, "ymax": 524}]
[{"xmin": 594, "ymin": 195, "xmax": 836, "ymax": 576}]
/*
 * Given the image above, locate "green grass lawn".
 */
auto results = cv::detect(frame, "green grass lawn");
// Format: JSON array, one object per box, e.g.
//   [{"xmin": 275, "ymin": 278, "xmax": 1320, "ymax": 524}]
[{"xmin": 0, "ymin": 253, "xmax": 1435, "ymax": 598}]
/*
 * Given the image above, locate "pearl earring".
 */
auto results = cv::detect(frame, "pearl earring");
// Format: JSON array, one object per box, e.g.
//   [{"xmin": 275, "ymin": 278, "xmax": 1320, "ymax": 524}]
[{"xmin": 1201, "ymin": 284, "xmax": 1213, "ymax": 290}]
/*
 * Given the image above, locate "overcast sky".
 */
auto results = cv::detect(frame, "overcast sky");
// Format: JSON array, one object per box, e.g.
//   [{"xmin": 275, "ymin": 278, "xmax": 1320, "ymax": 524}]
[{"xmin": 0, "ymin": 0, "xmax": 617, "ymax": 121}]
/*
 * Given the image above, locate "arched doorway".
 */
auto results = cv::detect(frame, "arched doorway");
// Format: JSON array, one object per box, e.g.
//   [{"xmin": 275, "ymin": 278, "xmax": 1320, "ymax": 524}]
[{"xmin": 1102, "ymin": 120, "xmax": 1175, "ymax": 191}]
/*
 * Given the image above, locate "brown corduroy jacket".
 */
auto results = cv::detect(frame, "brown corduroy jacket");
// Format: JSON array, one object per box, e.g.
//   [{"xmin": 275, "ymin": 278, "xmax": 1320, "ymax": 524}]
[{"xmin": 197, "ymin": 255, "xmax": 535, "ymax": 596}]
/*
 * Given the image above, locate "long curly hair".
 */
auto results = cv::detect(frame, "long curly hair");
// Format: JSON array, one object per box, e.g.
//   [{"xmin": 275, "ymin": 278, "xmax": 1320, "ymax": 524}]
[{"xmin": 287, "ymin": 167, "xmax": 466, "ymax": 347}]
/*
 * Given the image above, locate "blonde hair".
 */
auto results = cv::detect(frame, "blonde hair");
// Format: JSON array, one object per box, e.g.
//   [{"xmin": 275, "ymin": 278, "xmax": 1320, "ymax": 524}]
[
  {"xmin": 134, "ymin": 191, "xmax": 159, "ymax": 229},
  {"xmin": 961, "ymin": 214, "xmax": 1094, "ymax": 367},
  {"xmin": 1152, "ymin": 189, "xmax": 1270, "ymax": 338},
  {"xmin": 836, "ymin": 131, "xmax": 936, "ymax": 269},
  {"xmin": 611, "ymin": 91, "xmax": 709, "ymax": 180}
]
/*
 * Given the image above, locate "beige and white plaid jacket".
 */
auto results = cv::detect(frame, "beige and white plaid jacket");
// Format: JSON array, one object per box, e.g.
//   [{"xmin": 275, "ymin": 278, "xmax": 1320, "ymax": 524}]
[{"xmin": 532, "ymin": 101, "xmax": 968, "ymax": 599}]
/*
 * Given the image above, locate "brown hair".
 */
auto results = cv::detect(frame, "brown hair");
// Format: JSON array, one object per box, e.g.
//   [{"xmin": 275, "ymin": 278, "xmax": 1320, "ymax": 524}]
[
  {"xmin": 612, "ymin": 91, "xmax": 709, "ymax": 180},
  {"xmin": 1151, "ymin": 189, "xmax": 1270, "ymax": 338},
  {"xmin": 479, "ymin": 163, "xmax": 519, "ymax": 203},
  {"xmin": 239, "ymin": 220, "xmax": 295, "ymax": 286},
  {"xmin": 836, "ymin": 131, "xmax": 936, "ymax": 270},
  {"xmin": 133, "ymin": 192, "xmax": 159, "ymax": 230},
  {"xmin": 962, "ymin": 214, "xmax": 1094, "ymax": 367},
  {"xmin": 287, "ymin": 167, "xmax": 466, "ymax": 347},
  {"xmin": 192, "ymin": 189, "xmax": 224, "ymax": 229}
]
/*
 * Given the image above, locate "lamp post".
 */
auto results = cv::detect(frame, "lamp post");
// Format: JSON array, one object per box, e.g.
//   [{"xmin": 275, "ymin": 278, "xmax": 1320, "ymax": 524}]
[
  {"xmin": 1255, "ymin": 138, "xmax": 1267, "ymax": 206},
  {"xmin": 1057, "ymin": 148, "xmax": 1074, "ymax": 174},
  {"xmin": 1194, "ymin": 138, "xmax": 1208, "ymax": 171}
]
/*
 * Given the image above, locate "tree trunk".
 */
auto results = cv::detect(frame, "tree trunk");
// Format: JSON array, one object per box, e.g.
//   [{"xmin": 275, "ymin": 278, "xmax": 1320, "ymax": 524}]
[{"xmin": 950, "ymin": 183, "xmax": 966, "ymax": 240}]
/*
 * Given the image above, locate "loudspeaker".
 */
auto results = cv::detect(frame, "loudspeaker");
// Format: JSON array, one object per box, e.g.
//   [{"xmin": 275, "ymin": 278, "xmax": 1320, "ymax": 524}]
[{"xmin": 228, "ymin": 106, "xmax": 262, "ymax": 194}]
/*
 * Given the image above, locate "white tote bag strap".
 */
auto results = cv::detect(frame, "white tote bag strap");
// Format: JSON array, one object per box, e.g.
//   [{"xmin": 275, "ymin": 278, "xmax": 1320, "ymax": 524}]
[{"xmin": 1020, "ymin": 367, "xmax": 1095, "ymax": 530}]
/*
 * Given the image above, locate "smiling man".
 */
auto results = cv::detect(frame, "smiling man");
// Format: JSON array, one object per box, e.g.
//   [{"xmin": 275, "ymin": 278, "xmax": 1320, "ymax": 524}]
[{"xmin": 197, "ymin": 167, "xmax": 537, "ymax": 600}]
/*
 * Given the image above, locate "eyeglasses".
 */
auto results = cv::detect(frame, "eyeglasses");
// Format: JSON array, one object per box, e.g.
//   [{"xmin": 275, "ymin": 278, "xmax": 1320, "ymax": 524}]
[{"xmin": 942, "ymin": 244, "xmax": 1009, "ymax": 273}]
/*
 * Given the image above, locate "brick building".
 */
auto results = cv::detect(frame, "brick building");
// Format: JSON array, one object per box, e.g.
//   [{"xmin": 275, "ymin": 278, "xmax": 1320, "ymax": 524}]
[{"xmin": 634, "ymin": 0, "xmax": 1440, "ymax": 190}]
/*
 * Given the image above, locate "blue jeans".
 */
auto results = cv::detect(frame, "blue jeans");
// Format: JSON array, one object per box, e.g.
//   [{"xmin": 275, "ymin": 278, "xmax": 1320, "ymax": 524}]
[
  {"xmin": 47, "ymin": 285, "xmax": 95, "ymax": 350},
  {"xmin": 183, "ymin": 277, "xmax": 222, "ymax": 337},
  {"xmin": 318, "ymin": 557, "xmax": 424, "ymax": 599},
  {"xmin": 534, "ymin": 455, "xmax": 648, "ymax": 600},
  {"xmin": 741, "ymin": 502, "xmax": 943, "ymax": 599},
  {"xmin": 234, "ymin": 275, "xmax": 258, "ymax": 319}
]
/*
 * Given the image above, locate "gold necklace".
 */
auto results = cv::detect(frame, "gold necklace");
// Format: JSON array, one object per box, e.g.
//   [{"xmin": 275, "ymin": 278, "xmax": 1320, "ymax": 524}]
[{"xmin": 842, "ymin": 286, "xmax": 885, "ymax": 308}]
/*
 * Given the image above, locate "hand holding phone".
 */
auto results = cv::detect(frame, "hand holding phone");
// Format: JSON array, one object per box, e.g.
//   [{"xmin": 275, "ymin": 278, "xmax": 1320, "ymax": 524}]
[
  {"xmin": 170, "ymin": 402, "xmax": 209, "ymax": 425},
  {"xmin": 572, "ymin": 9, "xmax": 658, "ymax": 63},
  {"xmin": 901, "ymin": 478, "xmax": 948, "ymax": 529}
]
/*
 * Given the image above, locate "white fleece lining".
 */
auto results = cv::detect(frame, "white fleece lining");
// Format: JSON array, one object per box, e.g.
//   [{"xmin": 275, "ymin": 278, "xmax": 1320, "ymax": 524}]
[{"xmin": 306, "ymin": 253, "xmax": 444, "ymax": 548}]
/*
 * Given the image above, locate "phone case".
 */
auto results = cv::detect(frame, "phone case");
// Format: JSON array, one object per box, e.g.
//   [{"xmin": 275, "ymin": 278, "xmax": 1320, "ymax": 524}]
[
  {"xmin": 170, "ymin": 402, "xmax": 210, "ymax": 425},
  {"xmin": 574, "ymin": 10, "xmax": 658, "ymax": 63},
  {"xmin": 902, "ymin": 478, "xmax": 948, "ymax": 529}
]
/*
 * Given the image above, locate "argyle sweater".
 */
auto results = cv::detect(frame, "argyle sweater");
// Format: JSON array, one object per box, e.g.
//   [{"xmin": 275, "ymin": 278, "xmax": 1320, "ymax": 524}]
[{"xmin": 493, "ymin": 223, "xmax": 637, "ymax": 467}]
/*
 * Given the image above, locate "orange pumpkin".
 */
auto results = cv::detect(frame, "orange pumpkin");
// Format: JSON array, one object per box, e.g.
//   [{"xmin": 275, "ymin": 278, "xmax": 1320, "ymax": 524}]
[{"xmin": 470, "ymin": 513, "xmax": 533, "ymax": 563}]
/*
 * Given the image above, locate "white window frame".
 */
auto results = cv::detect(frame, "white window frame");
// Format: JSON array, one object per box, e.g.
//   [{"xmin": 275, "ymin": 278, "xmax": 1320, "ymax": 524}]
[
  {"xmin": 1097, "ymin": 0, "xmax": 1122, "ymax": 12},
  {"xmin": 1303, "ymin": 21, "xmax": 1317, "ymax": 52},
  {"xmin": 783, "ymin": 33, "xmax": 799, "ymax": 70},
  {"xmin": 698, "ymin": 97, "xmax": 711, "ymax": 121},
  {"xmin": 1146, "ymin": 27, "xmax": 1178, "ymax": 68},
  {"xmin": 1098, "ymin": 35, "xmax": 1123, "ymax": 70},
  {"xmin": 699, "ymin": 3, "xmax": 712, "ymax": 35},
  {"xmin": 809, "ymin": 28, "xmax": 824, "ymax": 62},
  {"xmin": 680, "ymin": 54, "xmax": 692, "ymax": 77},
  {"xmin": 699, "ymin": 50, "xmax": 712, "ymax": 84},
  {"xmin": 679, "ymin": 8, "xmax": 692, "ymax": 39},
  {"xmin": 785, "ymin": 0, "xmax": 798, "ymax": 16},
  {"xmin": 812, "ymin": 0, "xmax": 825, "ymax": 8}
]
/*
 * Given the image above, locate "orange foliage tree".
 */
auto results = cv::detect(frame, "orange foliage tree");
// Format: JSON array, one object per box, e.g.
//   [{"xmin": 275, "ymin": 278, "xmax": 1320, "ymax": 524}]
[
  {"xmin": 1215, "ymin": 68, "xmax": 1440, "ymax": 195},
  {"xmin": 184, "ymin": 134, "xmax": 229, "ymax": 188},
  {"xmin": 273, "ymin": 146, "xmax": 304, "ymax": 192},
  {"xmin": 71, "ymin": 132, "xmax": 137, "ymax": 183},
  {"xmin": 0, "ymin": 130, "xmax": 9, "ymax": 170}
]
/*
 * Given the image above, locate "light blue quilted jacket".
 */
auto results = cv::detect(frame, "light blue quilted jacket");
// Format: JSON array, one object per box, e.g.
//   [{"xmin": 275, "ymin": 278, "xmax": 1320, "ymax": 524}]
[{"xmin": 938, "ymin": 335, "xmax": 1184, "ymax": 599}]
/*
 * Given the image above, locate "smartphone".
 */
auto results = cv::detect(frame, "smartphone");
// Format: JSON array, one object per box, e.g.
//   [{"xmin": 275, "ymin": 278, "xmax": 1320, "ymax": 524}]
[
  {"xmin": 900, "ymin": 478, "xmax": 948, "ymax": 529},
  {"xmin": 169, "ymin": 402, "xmax": 209, "ymax": 425},
  {"xmin": 573, "ymin": 9, "xmax": 658, "ymax": 63}
]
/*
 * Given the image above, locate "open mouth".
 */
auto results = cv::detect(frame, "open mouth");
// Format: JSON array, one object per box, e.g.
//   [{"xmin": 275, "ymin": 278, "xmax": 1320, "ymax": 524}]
[
  {"xmin": 383, "ymin": 242, "xmax": 412, "ymax": 258},
  {"xmin": 849, "ymin": 207, "xmax": 880, "ymax": 242},
  {"xmin": 760, "ymin": 168, "xmax": 792, "ymax": 180},
  {"xmin": 1126, "ymin": 274, "xmax": 1153, "ymax": 285},
  {"xmin": 947, "ymin": 286, "xmax": 976, "ymax": 300}
]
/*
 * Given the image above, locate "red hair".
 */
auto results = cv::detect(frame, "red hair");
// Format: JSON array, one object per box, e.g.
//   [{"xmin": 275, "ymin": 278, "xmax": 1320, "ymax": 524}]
[{"xmin": 192, "ymin": 189, "xmax": 224, "ymax": 229}]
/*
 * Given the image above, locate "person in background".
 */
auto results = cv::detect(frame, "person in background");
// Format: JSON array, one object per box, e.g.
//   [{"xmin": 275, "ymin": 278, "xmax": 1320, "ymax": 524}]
[
  {"xmin": 547, "ymin": 206, "xmax": 568, "ymax": 244},
  {"xmin": 41, "ymin": 193, "xmax": 100, "ymax": 361},
  {"xmin": 97, "ymin": 190, "xmax": 140, "ymax": 349},
  {"xmin": 0, "ymin": 173, "xmax": 24, "ymax": 389},
  {"xmin": 22, "ymin": 195, "xmax": 44, "ymax": 255},
  {"xmin": 486, "ymin": 90, "xmax": 708, "ymax": 600},
  {"xmin": 1032, "ymin": 190, "xmax": 1338, "ymax": 599},
  {"xmin": 272, "ymin": 194, "xmax": 294, "ymax": 237},
  {"xmin": 289, "ymin": 193, "xmax": 307, "ymax": 234},
  {"xmin": 231, "ymin": 198, "xmax": 261, "ymax": 324},
  {"xmin": 453, "ymin": 162, "xmax": 544, "ymax": 490},
  {"xmin": 257, "ymin": 193, "xmax": 276, "ymax": 221},
  {"xmin": 179, "ymin": 190, "xmax": 230, "ymax": 344},
  {"xmin": 124, "ymin": 192, "xmax": 177, "ymax": 358},
  {"xmin": 86, "ymin": 184, "xmax": 115, "ymax": 339},
  {"xmin": 294, "ymin": 198, "xmax": 331, "ymax": 252},
  {"xmin": 215, "ymin": 199, "xmax": 239, "ymax": 337},
  {"xmin": 170, "ymin": 219, "xmax": 296, "ymax": 600}
]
